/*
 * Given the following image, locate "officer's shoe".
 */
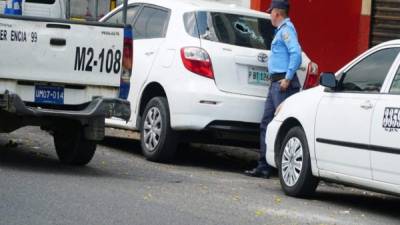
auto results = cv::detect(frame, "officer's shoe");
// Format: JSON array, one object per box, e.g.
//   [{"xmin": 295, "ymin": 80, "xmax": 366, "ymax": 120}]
[{"xmin": 244, "ymin": 168, "xmax": 271, "ymax": 179}]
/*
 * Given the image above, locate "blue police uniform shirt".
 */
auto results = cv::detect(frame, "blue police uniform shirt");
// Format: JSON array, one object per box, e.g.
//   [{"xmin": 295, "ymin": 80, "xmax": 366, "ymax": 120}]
[{"xmin": 268, "ymin": 18, "xmax": 302, "ymax": 80}]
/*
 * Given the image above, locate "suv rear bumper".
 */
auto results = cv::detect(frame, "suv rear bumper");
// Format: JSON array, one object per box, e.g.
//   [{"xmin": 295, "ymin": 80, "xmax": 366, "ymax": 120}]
[
  {"xmin": 178, "ymin": 120, "xmax": 260, "ymax": 148},
  {"xmin": 169, "ymin": 78, "xmax": 266, "ymax": 130}
]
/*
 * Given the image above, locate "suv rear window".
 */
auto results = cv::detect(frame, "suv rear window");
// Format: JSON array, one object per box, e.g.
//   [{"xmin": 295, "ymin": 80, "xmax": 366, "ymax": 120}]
[{"xmin": 184, "ymin": 11, "xmax": 274, "ymax": 50}]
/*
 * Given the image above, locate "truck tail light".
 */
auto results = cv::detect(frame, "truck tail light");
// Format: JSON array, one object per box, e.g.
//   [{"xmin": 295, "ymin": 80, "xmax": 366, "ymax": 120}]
[
  {"xmin": 181, "ymin": 47, "xmax": 214, "ymax": 79},
  {"xmin": 119, "ymin": 25, "xmax": 133, "ymax": 100},
  {"xmin": 303, "ymin": 62, "xmax": 319, "ymax": 90}
]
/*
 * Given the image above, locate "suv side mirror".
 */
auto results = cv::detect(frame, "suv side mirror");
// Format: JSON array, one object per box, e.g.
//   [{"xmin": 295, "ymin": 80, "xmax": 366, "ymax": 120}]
[{"xmin": 320, "ymin": 72, "xmax": 337, "ymax": 89}]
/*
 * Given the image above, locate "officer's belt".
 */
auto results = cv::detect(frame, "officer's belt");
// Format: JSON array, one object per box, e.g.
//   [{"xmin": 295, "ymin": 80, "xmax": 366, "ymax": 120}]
[{"xmin": 270, "ymin": 73, "xmax": 286, "ymax": 82}]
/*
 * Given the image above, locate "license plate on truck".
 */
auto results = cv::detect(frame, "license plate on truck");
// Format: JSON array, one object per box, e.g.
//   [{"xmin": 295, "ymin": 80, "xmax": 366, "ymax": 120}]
[
  {"xmin": 248, "ymin": 67, "xmax": 270, "ymax": 86},
  {"xmin": 34, "ymin": 85, "xmax": 64, "ymax": 105}
]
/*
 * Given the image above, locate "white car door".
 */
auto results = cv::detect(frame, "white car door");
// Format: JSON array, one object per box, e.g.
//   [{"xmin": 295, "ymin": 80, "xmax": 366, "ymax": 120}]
[
  {"xmin": 315, "ymin": 47, "xmax": 400, "ymax": 179},
  {"xmin": 370, "ymin": 51, "xmax": 400, "ymax": 185},
  {"xmin": 129, "ymin": 5, "xmax": 170, "ymax": 126},
  {"xmin": 102, "ymin": 4, "xmax": 142, "ymax": 127},
  {"xmin": 103, "ymin": 4, "xmax": 170, "ymax": 128}
]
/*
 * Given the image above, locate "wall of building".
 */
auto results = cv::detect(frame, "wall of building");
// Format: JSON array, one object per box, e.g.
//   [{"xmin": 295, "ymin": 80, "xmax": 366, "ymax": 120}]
[{"xmin": 251, "ymin": 0, "xmax": 372, "ymax": 73}]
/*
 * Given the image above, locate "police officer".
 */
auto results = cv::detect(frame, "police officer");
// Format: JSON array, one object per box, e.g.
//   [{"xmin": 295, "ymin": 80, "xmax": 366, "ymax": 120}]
[{"xmin": 245, "ymin": 0, "xmax": 302, "ymax": 179}]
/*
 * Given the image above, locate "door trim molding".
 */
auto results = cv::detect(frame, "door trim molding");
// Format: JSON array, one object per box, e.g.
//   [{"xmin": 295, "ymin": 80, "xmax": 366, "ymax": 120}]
[{"xmin": 316, "ymin": 138, "xmax": 400, "ymax": 155}]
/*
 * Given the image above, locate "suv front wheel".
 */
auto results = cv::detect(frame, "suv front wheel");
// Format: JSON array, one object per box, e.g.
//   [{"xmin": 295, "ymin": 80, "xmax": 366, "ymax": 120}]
[{"xmin": 278, "ymin": 126, "xmax": 319, "ymax": 197}]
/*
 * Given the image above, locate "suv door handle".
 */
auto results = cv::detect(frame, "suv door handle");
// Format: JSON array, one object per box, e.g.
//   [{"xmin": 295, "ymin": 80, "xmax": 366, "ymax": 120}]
[{"xmin": 360, "ymin": 101, "xmax": 373, "ymax": 110}]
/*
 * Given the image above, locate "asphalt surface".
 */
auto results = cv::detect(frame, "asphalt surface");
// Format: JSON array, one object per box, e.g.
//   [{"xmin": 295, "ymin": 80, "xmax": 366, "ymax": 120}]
[{"xmin": 0, "ymin": 127, "xmax": 399, "ymax": 225}]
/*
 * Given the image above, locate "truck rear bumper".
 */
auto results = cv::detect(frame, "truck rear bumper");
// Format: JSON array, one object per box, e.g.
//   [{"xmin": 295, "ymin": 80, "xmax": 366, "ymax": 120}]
[
  {"xmin": 0, "ymin": 91, "xmax": 130, "ymax": 140},
  {"xmin": 0, "ymin": 90, "xmax": 130, "ymax": 121}
]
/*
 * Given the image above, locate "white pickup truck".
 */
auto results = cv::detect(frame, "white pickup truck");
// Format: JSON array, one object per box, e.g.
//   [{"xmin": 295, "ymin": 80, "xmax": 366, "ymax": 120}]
[{"xmin": 0, "ymin": 14, "xmax": 132, "ymax": 165}]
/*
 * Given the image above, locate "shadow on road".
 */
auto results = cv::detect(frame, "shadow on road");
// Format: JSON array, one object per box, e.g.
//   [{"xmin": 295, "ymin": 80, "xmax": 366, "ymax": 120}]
[
  {"xmin": 101, "ymin": 136, "xmax": 142, "ymax": 155},
  {"xmin": 0, "ymin": 142, "xmax": 121, "ymax": 178},
  {"xmin": 175, "ymin": 144, "xmax": 258, "ymax": 173},
  {"xmin": 101, "ymin": 137, "xmax": 400, "ymax": 219},
  {"xmin": 313, "ymin": 190, "xmax": 400, "ymax": 219},
  {"xmin": 2, "ymin": 133, "xmax": 400, "ymax": 221},
  {"xmin": 101, "ymin": 136, "xmax": 259, "ymax": 174}
]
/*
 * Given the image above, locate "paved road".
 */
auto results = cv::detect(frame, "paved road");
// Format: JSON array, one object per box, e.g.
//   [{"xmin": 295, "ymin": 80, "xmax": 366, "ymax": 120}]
[{"xmin": 0, "ymin": 127, "xmax": 399, "ymax": 225}]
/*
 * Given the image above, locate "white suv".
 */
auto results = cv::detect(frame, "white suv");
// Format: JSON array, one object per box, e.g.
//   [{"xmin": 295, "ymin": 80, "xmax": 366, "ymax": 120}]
[{"xmin": 101, "ymin": 0, "xmax": 319, "ymax": 162}]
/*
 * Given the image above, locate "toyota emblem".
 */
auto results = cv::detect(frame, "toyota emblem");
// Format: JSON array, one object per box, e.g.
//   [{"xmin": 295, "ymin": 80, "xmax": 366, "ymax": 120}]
[{"xmin": 257, "ymin": 53, "xmax": 268, "ymax": 63}]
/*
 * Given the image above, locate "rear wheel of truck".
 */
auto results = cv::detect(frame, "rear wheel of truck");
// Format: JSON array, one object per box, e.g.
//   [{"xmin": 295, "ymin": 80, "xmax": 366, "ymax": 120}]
[
  {"xmin": 54, "ymin": 126, "xmax": 97, "ymax": 166},
  {"xmin": 140, "ymin": 97, "xmax": 178, "ymax": 163}
]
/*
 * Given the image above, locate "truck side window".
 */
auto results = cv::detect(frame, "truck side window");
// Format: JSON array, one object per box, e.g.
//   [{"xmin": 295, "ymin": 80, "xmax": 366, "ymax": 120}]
[
  {"xmin": 104, "ymin": 6, "xmax": 140, "ymax": 25},
  {"xmin": 338, "ymin": 48, "xmax": 400, "ymax": 93},
  {"xmin": 133, "ymin": 6, "xmax": 169, "ymax": 40},
  {"xmin": 390, "ymin": 68, "xmax": 400, "ymax": 94}
]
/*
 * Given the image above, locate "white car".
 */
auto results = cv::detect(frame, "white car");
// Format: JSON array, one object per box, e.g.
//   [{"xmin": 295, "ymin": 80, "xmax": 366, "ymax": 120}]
[
  {"xmin": 101, "ymin": 0, "xmax": 319, "ymax": 162},
  {"xmin": 266, "ymin": 40, "xmax": 400, "ymax": 197}
]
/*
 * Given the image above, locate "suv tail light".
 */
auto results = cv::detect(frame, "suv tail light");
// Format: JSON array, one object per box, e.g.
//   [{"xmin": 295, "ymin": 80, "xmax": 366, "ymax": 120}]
[
  {"xmin": 181, "ymin": 47, "xmax": 214, "ymax": 79},
  {"xmin": 303, "ymin": 62, "xmax": 319, "ymax": 90},
  {"xmin": 119, "ymin": 25, "xmax": 133, "ymax": 99}
]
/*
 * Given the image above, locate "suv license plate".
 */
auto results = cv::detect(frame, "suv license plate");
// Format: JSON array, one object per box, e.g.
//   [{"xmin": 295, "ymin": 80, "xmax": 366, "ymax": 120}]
[{"xmin": 248, "ymin": 68, "xmax": 270, "ymax": 86}]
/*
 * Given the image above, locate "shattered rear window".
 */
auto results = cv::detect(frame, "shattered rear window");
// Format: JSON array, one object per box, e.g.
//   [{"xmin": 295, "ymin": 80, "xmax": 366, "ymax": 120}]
[{"xmin": 184, "ymin": 11, "xmax": 274, "ymax": 50}]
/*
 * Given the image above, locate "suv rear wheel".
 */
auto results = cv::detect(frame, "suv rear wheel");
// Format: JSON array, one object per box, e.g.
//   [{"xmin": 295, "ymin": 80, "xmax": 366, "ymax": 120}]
[{"xmin": 140, "ymin": 97, "xmax": 178, "ymax": 162}]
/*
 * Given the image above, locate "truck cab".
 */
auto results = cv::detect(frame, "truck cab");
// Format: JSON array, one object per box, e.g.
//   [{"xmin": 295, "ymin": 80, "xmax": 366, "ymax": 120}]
[{"xmin": 0, "ymin": 0, "xmax": 66, "ymax": 19}]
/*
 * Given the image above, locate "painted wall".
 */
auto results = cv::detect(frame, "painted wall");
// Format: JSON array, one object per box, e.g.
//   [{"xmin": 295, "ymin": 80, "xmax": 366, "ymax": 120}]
[{"xmin": 251, "ymin": 0, "xmax": 371, "ymax": 73}]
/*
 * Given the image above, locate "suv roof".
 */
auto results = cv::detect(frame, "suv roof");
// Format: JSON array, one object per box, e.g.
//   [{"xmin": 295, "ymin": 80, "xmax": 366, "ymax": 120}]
[{"xmin": 376, "ymin": 40, "xmax": 400, "ymax": 47}]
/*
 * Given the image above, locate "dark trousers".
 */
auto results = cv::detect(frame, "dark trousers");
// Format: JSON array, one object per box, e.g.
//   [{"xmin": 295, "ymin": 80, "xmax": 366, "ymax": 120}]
[{"xmin": 258, "ymin": 79, "xmax": 300, "ymax": 171}]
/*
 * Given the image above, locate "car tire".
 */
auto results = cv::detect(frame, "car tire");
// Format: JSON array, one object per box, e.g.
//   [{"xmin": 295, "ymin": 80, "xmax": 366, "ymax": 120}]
[
  {"xmin": 54, "ymin": 126, "xmax": 97, "ymax": 166},
  {"xmin": 278, "ymin": 126, "xmax": 319, "ymax": 197},
  {"xmin": 140, "ymin": 97, "xmax": 178, "ymax": 163}
]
